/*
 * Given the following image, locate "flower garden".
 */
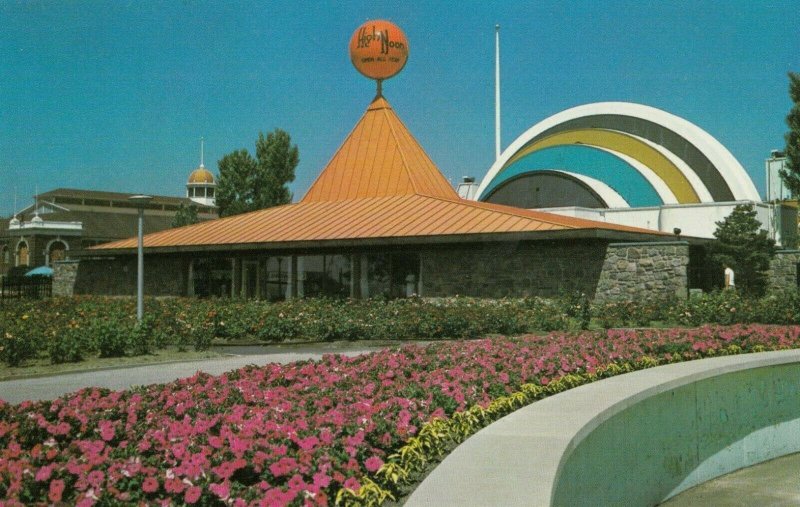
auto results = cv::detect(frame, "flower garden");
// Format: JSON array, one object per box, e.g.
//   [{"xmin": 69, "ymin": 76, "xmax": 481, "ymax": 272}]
[{"xmin": 2, "ymin": 320, "xmax": 800, "ymax": 505}]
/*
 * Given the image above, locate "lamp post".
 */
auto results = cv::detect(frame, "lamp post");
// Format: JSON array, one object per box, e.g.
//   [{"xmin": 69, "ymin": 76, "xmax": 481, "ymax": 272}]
[{"xmin": 129, "ymin": 195, "xmax": 153, "ymax": 322}]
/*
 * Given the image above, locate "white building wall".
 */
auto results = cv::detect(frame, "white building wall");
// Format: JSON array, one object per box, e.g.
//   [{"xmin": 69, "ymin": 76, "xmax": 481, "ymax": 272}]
[{"xmin": 541, "ymin": 201, "xmax": 790, "ymax": 246}]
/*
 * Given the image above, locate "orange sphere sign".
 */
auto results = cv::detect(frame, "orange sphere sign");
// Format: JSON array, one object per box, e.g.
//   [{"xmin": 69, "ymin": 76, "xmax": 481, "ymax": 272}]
[{"xmin": 349, "ymin": 20, "xmax": 409, "ymax": 80}]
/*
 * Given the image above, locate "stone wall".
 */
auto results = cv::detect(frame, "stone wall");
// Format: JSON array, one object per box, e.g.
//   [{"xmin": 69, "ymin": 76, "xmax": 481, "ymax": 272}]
[
  {"xmin": 421, "ymin": 240, "xmax": 608, "ymax": 298},
  {"xmin": 767, "ymin": 250, "xmax": 800, "ymax": 290},
  {"xmin": 52, "ymin": 260, "xmax": 79, "ymax": 296},
  {"xmin": 71, "ymin": 256, "xmax": 189, "ymax": 296},
  {"xmin": 60, "ymin": 240, "xmax": 695, "ymax": 302},
  {"xmin": 594, "ymin": 242, "xmax": 689, "ymax": 303}
]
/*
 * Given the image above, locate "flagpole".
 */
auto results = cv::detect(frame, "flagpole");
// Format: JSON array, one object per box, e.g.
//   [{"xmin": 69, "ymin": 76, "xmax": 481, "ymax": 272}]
[{"xmin": 495, "ymin": 24, "xmax": 501, "ymax": 161}]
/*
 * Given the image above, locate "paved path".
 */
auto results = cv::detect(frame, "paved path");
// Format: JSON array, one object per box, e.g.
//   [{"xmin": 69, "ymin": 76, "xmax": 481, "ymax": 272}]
[
  {"xmin": 0, "ymin": 344, "xmax": 385, "ymax": 404},
  {"xmin": 660, "ymin": 452, "xmax": 800, "ymax": 506}
]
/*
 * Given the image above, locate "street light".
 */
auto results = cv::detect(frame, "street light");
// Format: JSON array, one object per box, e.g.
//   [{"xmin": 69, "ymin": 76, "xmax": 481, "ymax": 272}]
[{"xmin": 129, "ymin": 195, "xmax": 153, "ymax": 322}]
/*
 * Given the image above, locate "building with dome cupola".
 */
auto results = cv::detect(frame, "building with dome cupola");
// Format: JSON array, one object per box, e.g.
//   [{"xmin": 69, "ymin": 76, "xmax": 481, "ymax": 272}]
[
  {"xmin": 187, "ymin": 166, "xmax": 216, "ymax": 207},
  {"xmin": 186, "ymin": 142, "xmax": 217, "ymax": 207},
  {"xmin": 0, "ymin": 149, "xmax": 218, "ymax": 277}
]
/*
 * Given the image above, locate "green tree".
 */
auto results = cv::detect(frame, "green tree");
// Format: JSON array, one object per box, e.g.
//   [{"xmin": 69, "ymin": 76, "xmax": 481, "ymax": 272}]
[
  {"xmin": 710, "ymin": 204, "xmax": 776, "ymax": 296},
  {"xmin": 216, "ymin": 129, "xmax": 299, "ymax": 217},
  {"xmin": 171, "ymin": 202, "xmax": 199, "ymax": 228},
  {"xmin": 779, "ymin": 72, "xmax": 800, "ymax": 196}
]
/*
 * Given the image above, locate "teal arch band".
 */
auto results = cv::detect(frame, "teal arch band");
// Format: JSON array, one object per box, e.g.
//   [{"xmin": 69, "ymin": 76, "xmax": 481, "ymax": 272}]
[{"xmin": 482, "ymin": 145, "xmax": 664, "ymax": 208}]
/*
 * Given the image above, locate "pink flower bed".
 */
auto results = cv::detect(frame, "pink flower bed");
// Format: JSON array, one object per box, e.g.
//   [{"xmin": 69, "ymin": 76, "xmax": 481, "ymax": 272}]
[{"xmin": 1, "ymin": 324, "xmax": 799, "ymax": 505}]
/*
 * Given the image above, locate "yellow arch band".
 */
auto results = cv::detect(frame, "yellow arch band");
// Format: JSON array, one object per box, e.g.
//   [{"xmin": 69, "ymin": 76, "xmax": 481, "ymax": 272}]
[{"xmin": 504, "ymin": 129, "xmax": 701, "ymax": 203}]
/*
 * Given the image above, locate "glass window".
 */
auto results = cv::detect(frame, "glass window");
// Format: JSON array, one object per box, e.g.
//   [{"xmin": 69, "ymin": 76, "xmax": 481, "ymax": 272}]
[
  {"xmin": 362, "ymin": 253, "xmax": 391, "ymax": 299},
  {"xmin": 242, "ymin": 260, "xmax": 259, "ymax": 299},
  {"xmin": 362, "ymin": 252, "xmax": 419, "ymax": 298},
  {"xmin": 298, "ymin": 255, "xmax": 351, "ymax": 298},
  {"xmin": 208, "ymin": 188, "xmax": 215, "ymax": 198},
  {"xmin": 48, "ymin": 241, "xmax": 67, "ymax": 266},
  {"xmin": 264, "ymin": 256, "xmax": 290, "ymax": 301},
  {"xmin": 191, "ymin": 258, "xmax": 233, "ymax": 298},
  {"xmin": 1, "ymin": 246, "xmax": 8, "ymax": 264},
  {"xmin": 325, "ymin": 255, "xmax": 352, "ymax": 298},
  {"xmin": 390, "ymin": 253, "xmax": 420, "ymax": 298},
  {"xmin": 16, "ymin": 242, "xmax": 29, "ymax": 267}
]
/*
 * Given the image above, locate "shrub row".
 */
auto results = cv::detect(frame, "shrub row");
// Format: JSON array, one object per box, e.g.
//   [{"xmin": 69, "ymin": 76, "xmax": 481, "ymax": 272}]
[
  {"xmin": 591, "ymin": 288, "xmax": 800, "ymax": 329},
  {"xmin": 3, "ymin": 289, "xmax": 800, "ymax": 367},
  {"xmin": 0, "ymin": 296, "xmax": 577, "ymax": 367}
]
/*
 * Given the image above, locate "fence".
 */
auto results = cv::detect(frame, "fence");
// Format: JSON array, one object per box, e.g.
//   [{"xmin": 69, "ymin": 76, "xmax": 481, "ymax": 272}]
[{"xmin": 0, "ymin": 276, "xmax": 52, "ymax": 301}]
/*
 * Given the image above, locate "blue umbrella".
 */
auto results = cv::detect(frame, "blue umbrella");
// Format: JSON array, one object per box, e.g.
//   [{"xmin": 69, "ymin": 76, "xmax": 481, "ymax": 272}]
[{"xmin": 25, "ymin": 266, "xmax": 54, "ymax": 277}]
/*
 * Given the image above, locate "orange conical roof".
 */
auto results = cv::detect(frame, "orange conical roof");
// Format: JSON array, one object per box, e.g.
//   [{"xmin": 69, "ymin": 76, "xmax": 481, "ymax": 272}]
[{"xmin": 302, "ymin": 96, "xmax": 459, "ymax": 202}]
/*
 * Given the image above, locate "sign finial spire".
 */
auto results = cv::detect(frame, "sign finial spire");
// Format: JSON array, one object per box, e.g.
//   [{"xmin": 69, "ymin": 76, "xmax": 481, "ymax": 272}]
[{"xmin": 349, "ymin": 20, "xmax": 409, "ymax": 95}]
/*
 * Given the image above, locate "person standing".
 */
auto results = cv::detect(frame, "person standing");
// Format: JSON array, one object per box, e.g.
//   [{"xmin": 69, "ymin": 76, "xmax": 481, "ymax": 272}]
[{"xmin": 724, "ymin": 264, "xmax": 735, "ymax": 289}]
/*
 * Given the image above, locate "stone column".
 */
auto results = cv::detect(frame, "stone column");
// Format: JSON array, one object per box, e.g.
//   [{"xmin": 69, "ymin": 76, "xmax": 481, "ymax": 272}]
[
  {"xmin": 767, "ymin": 250, "xmax": 800, "ymax": 290},
  {"xmin": 594, "ymin": 241, "xmax": 689, "ymax": 303},
  {"xmin": 52, "ymin": 260, "xmax": 79, "ymax": 297}
]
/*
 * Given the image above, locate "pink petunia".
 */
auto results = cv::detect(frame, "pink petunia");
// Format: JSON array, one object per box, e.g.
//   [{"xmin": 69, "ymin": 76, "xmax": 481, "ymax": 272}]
[
  {"xmin": 35, "ymin": 464, "xmax": 54, "ymax": 482},
  {"xmin": 269, "ymin": 457, "xmax": 298, "ymax": 477},
  {"xmin": 184, "ymin": 485, "xmax": 202, "ymax": 504},
  {"xmin": 209, "ymin": 481, "xmax": 230, "ymax": 500},
  {"xmin": 142, "ymin": 476, "xmax": 159, "ymax": 493},
  {"xmin": 312, "ymin": 471, "xmax": 331, "ymax": 489},
  {"xmin": 87, "ymin": 470, "xmax": 104, "ymax": 489},
  {"xmin": 98, "ymin": 420, "xmax": 115, "ymax": 442},
  {"xmin": 48, "ymin": 479, "xmax": 65, "ymax": 503},
  {"xmin": 164, "ymin": 478, "xmax": 185, "ymax": 494},
  {"xmin": 364, "ymin": 456, "xmax": 383, "ymax": 473},
  {"xmin": 343, "ymin": 477, "xmax": 361, "ymax": 491}
]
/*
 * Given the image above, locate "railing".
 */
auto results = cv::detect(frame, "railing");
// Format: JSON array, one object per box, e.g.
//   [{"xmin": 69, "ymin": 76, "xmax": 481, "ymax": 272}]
[{"xmin": 0, "ymin": 276, "xmax": 52, "ymax": 301}]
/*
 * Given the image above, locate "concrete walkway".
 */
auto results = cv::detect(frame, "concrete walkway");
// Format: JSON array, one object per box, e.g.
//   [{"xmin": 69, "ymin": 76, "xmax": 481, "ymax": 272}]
[
  {"xmin": 0, "ymin": 344, "xmax": 385, "ymax": 404},
  {"xmin": 661, "ymin": 452, "xmax": 800, "ymax": 506},
  {"xmin": 406, "ymin": 350, "xmax": 800, "ymax": 507}
]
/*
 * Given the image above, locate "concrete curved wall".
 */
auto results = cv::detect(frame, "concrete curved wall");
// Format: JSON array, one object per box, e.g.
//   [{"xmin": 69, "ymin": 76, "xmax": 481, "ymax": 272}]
[
  {"xmin": 406, "ymin": 350, "xmax": 800, "ymax": 507},
  {"xmin": 552, "ymin": 360, "xmax": 800, "ymax": 506}
]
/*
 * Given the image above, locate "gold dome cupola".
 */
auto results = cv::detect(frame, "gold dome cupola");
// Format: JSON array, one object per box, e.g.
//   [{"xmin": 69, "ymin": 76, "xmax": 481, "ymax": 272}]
[{"xmin": 186, "ymin": 138, "xmax": 216, "ymax": 207}]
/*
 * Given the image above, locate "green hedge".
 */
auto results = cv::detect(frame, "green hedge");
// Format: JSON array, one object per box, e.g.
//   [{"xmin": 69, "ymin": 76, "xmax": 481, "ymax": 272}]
[{"xmin": 3, "ymin": 290, "xmax": 800, "ymax": 367}]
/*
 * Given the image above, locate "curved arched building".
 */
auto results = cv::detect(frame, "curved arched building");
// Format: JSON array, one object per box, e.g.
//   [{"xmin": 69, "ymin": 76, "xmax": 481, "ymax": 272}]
[
  {"xmin": 477, "ymin": 102, "xmax": 761, "ymax": 209},
  {"xmin": 473, "ymin": 102, "xmax": 797, "ymax": 245}
]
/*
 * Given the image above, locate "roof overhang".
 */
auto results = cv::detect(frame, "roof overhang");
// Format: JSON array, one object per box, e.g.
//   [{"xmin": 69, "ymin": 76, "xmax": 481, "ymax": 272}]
[{"xmin": 74, "ymin": 228, "xmax": 700, "ymax": 258}]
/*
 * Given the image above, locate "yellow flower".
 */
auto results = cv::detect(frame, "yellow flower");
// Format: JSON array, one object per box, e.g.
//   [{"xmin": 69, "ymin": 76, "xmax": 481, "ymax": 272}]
[{"xmin": 21, "ymin": 314, "xmax": 29, "ymax": 320}]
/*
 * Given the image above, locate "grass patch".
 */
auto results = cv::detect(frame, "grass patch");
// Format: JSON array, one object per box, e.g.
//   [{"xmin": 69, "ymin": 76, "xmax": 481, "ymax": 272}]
[{"xmin": 0, "ymin": 347, "xmax": 224, "ymax": 381}]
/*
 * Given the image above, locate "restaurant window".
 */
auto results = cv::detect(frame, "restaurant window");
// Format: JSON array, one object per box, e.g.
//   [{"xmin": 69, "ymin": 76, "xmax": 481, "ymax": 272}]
[
  {"xmin": 361, "ymin": 252, "xmax": 420, "ymax": 299},
  {"xmin": 242, "ymin": 260, "xmax": 259, "ymax": 299},
  {"xmin": 191, "ymin": 258, "xmax": 233, "ymax": 298},
  {"xmin": 361, "ymin": 253, "xmax": 390, "ymax": 298},
  {"xmin": 263, "ymin": 256, "xmax": 290, "ymax": 301},
  {"xmin": 297, "ymin": 255, "xmax": 351, "ymax": 298}
]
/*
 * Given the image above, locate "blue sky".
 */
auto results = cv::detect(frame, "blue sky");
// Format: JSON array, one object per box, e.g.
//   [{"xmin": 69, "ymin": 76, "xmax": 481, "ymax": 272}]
[{"xmin": 1, "ymin": 0, "xmax": 797, "ymax": 217}]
